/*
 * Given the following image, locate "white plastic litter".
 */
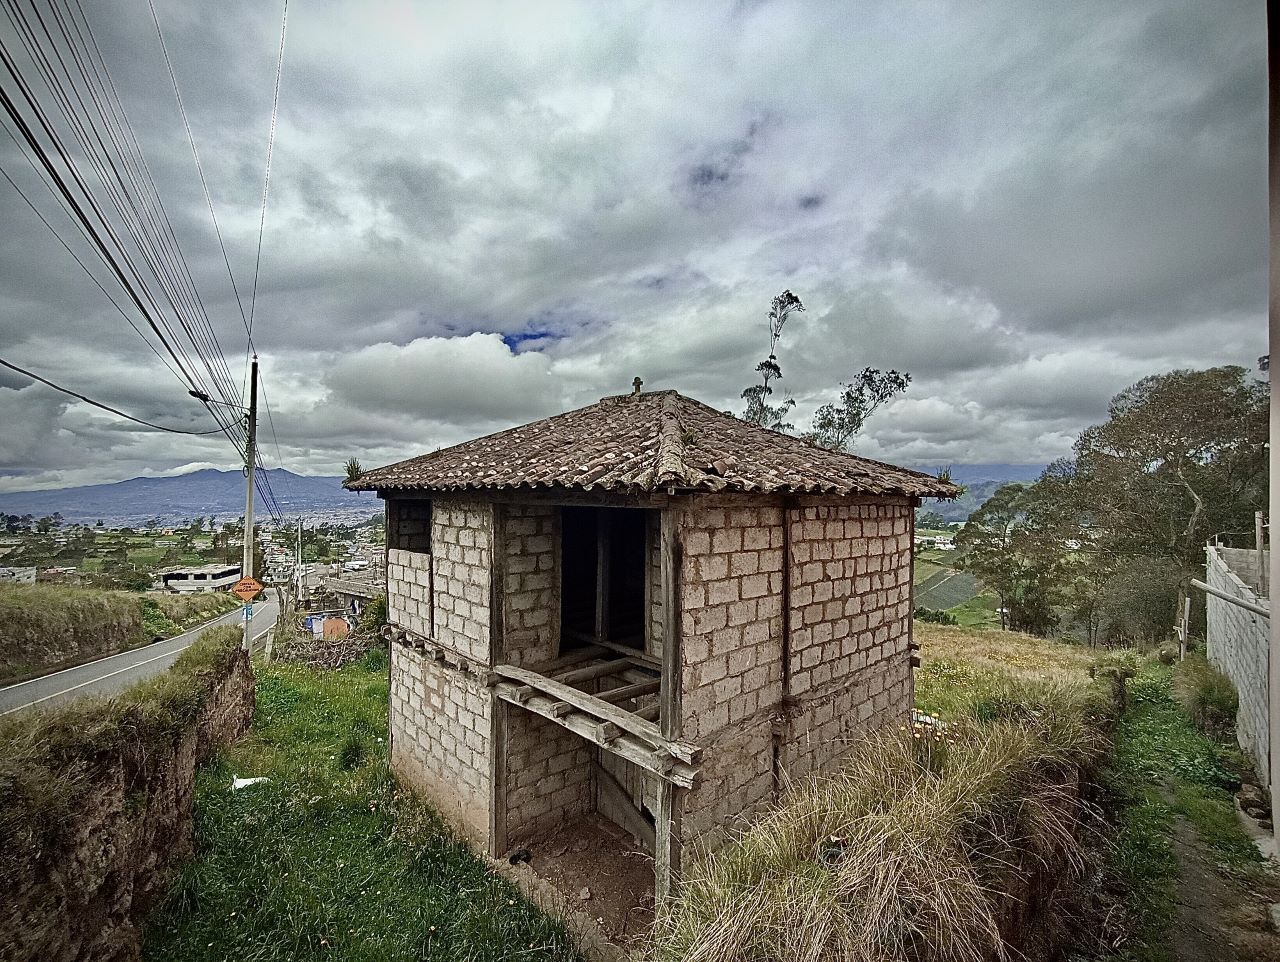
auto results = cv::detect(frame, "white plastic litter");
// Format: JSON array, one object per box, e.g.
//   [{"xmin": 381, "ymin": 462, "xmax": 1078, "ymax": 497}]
[{"xmin": 232, "ymin": 775, "xmax": 270, "ymax": 790}]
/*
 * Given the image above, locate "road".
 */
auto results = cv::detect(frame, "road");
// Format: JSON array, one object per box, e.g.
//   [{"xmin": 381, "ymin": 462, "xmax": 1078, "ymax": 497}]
[{"xmin": 0, "ymin": 598, "xmax": 278, "ymax": 716}]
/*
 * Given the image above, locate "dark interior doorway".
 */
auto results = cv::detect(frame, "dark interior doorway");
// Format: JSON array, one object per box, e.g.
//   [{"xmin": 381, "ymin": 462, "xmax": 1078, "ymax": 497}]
[{"xmin": 560, "ymin": 506, "xmax": 649, "ymax": 653}]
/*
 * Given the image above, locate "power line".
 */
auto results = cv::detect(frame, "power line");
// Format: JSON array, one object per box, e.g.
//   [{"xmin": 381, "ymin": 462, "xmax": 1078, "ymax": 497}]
[
  {"xmin": 247, "ymin": 0, "xmax": 288, "ymax": 346},
  {"xmin": 0, "ymin": 354, "xmax": 224, "ymax": 434}
]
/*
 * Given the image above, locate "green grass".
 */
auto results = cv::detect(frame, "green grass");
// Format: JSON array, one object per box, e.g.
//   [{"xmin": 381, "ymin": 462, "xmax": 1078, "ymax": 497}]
[
  {"xmin": 144, "ymin": 651, "xmax": 581, "ymax": 962},
  {"xmin": 915, "ymin": 570, "xmax": 980, "ymax": 610},
  {"xmin": 947, "ymin": 592, "xmax": 1000, "ymax": 629},
  {"xmin": 1102, "ymin": 662, "xmax": 1264, "ymax": 960}
]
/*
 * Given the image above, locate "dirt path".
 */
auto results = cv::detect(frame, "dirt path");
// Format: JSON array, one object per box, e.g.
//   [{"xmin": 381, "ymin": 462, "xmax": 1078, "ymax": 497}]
[{"xmin": 1163, "ymin": 787, "xmax": 1280, "ymax": 962}]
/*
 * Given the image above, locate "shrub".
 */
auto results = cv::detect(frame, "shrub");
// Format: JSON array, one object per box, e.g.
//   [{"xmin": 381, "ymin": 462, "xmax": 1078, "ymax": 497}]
[
  {"xmin": 358, "ymin": 595, "xmax": 388, "ymax": 632},
  {"xmin": 915, "ymin": 606, "xmax": 958, "ymax": 625},
  {"xmin": 1172, "ymin": 653, "xmax": 1238, "ymax": 741}
]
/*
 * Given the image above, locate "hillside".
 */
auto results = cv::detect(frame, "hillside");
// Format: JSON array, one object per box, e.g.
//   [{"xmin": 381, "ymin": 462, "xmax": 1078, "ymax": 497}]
[
  {"xmin": 0, "ymin": 469, "xmax": 373, "ymax": 525},
  {"xmin": 911, "ymin": 464, "xmax": 1046, "ymax": 522}
]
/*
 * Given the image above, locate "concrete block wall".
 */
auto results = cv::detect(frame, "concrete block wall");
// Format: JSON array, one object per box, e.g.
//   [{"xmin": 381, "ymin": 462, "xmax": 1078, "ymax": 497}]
[
  {"xmin": 431, "ymin": 498, "xmax": 494, "ymax": 662},
  {"xmin": 390, "ymin": 644, "xmax": 492, "ymax": 843},
  {"xmin": 679, "ymin": 496, "xmax": 786, "ymax": 742},
  {"xmin": 388, "ymin": 547, "xmax": 432, "ymax": 640},
  {"xmin": 502, "ymin": 704, "xmax": 595, "ymax": 842},
  {"xmin": 502, "ymin": 504, "xmax": 560, "ymax": 666},
  {"xmin": 1206, "ymin": 545, "xmax": 1270, "ymax": 787},
  {"xmin": 783, "ymin": 499, "xmax": 915, "ymax": 777},
  {"xmin": 678, "ymin": 496, "xmax": 786, "ymax": 846}
]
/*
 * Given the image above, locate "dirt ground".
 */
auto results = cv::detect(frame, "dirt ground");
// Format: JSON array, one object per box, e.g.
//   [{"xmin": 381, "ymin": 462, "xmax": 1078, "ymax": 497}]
[
  {"xmin": 518, "ymin": 813, "xmax": 656, "ymax": 946},
  {"xmin": 1165, "ymin": 789, "xmax": 1280, "ymax": 962}
]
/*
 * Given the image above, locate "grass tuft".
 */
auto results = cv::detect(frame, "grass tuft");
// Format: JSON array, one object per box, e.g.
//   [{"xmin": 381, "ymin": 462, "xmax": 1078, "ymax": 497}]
[{"xmin": 650, "ymin": 625, "xmax": 1116, "ymax": 962}]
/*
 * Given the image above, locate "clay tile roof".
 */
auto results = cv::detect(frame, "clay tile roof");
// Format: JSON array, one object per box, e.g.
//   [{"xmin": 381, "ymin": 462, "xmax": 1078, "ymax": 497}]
[{"xmin": 346, "ymin": 390, "xmax": 959, "ymax": 499}]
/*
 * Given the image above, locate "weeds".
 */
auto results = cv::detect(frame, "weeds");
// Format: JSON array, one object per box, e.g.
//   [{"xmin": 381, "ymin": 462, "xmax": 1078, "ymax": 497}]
[
  {"xmin": 0, "ymin": 626, "xmax": 244, "ymax": 887},
  {"xmin": 1101, "ymin": 661, "xmax": 1266, "ymax": 960},
  {"xmin": 1171, "ymin": 652, "xmax": 1238, "ymax": 741},
  {"xmin": 144, "ymin": 654, "xmax": 580, "ymax": 962}
]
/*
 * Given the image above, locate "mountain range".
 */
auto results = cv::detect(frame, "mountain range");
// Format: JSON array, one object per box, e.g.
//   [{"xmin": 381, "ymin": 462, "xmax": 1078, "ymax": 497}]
[
  {"xmin": 0, "ymin": 462, "xmax": 1043, "ymax": 526},
  {"xmin": 0, "ymin": 469, "xmax": 373, "ymax": 525}
]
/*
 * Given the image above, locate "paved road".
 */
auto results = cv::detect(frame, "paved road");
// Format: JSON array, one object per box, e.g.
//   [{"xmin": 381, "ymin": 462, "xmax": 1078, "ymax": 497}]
[{"xmin": 0, "ymin": 598, "xmax": 278, "ymax": 716}]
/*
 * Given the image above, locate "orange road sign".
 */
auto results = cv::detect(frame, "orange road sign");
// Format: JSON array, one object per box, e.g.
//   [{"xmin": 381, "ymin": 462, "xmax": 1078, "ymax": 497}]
[{"xmin": 232, "ymin": 577, "xmax": 263, "ymax": 602}]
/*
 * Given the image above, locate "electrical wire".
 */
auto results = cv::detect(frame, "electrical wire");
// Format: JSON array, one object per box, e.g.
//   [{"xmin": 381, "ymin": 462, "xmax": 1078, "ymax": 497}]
[{"xmin": 0, "ymin": 354, "xmax": 225, "ymax": 434}]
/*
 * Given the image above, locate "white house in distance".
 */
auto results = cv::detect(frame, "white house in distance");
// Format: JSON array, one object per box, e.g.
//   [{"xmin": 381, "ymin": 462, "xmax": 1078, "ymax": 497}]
[{"xmin": 158, "ymin": 564, "xmax": 240, "ymax": 593}]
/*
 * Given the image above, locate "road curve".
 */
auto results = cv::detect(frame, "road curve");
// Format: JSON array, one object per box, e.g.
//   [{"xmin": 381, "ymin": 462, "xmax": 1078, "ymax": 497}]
[{"xmin": 0, "ymin": 598, "xmax": 278, "ymax": 717}]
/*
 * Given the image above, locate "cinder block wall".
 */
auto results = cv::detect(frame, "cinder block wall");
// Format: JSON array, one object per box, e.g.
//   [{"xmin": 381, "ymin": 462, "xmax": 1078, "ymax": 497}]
[
  {"xmin": 432, "ymin": 499, "xmax": 494, "ymax": 662},
  {"xmin": 676, "ymin": 493, "xmax": 916, "ymax": 851},
  {"xmin": 678, "ymin": 495, "xmax": 786, "ymax": 847},
  {"xmin": 387, "ymin": 495, "xmax": 496, "ymax": 846},
  {"xmin": 502, "ymin": 504, "xmax": 560, "ymax": 667},
  {"xmin": 1206, "ymin": 545, "xmax": 1270, "ymax": 786},
  {"xmin": 388, "ymin": 548, "xmax": 432, "ymax": 639},
  {"xmin": 390, "ymin": 645, "xmax": 492, "ymax": 843},
  {"xmin": 782, "ymin": 498, "xmax": 915, "ymax": 778},
  {"xmin": 502, "ymin": 704, "xmax": 595, "ymax": 842}
]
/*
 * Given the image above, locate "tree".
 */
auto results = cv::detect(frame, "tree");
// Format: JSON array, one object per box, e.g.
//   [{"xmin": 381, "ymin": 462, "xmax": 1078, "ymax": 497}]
[
  {"xmin": 739, "ymin": 290, "xmax": 911, "ymax": 445},
  {"xmin": 1072, "ymin": 366, "xmax": 1267, "ymax": 574},
  {"xmin": 741, "ymin": 290, "xmax": 804, "ymax": 431},
  {"xmin": 806, "ymin": 368, "xmax": 911, "ymax": 452},
  {"xmin": 955, "ymin": 483, "xmax": 1064, "ymax": 635}
]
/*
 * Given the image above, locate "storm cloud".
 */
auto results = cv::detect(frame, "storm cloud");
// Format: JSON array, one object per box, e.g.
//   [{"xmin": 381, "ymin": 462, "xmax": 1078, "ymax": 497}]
[{"xmin": 0, "ymin": 0, "xmax": 1266, "ymax": 491}]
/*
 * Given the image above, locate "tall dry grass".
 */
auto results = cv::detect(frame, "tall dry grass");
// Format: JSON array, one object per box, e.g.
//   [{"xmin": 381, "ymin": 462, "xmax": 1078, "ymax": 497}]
[{"xmin": 650, "ymin": 633, "xmax": 1118, "ymax": 962}]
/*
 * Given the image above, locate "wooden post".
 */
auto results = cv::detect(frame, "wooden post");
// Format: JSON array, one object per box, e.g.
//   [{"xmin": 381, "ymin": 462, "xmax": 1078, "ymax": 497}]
[
  {"xmin": 1257, "ymin": 511, "xmax": 1267, "ymax": 598},
  {"xmin": 654, "ymin": 782, "xmax": 683, "ymax": 901},
  {"xmin": 595, "ymin": 510, "xmax": 611, "ymax": 644},
  {"xmin": 657, "ymin": 505, "xmax": 683, "ymax": 900},
  {"xmin": 488, "ymin": 504, "xmax": 507, "ymax": 858},
  {"xmin": 489, "ymin": 698, "xmax": 508, "ymax": 857}
]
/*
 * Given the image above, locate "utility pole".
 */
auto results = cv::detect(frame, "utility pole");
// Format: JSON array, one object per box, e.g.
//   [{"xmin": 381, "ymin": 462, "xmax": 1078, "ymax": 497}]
[{"xmin": 242, "ymin": 357, "xmax": 259, "ymax": 652}]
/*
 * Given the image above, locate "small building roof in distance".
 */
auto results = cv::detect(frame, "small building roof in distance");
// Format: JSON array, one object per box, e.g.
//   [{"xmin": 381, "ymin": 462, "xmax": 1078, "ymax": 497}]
[{"xmin": 346, "ymin": 390, "xmax": 959, "ymax": 499}]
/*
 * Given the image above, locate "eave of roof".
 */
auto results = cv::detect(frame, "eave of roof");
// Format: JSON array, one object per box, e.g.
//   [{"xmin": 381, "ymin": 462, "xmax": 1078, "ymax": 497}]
[{"xmin": 345, "ymin": 390, "xmax": 960, "ymax": 500}]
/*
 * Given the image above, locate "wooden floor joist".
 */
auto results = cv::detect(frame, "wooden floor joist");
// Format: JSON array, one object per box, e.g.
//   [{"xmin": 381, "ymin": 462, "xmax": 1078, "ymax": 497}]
[
  {"xmin": 494, "ymin": 663, "xmax": 701, "ymax": 764},
  {"xmin": 495, "ymin": 681, "xmax": 699, "ymax": 789}
]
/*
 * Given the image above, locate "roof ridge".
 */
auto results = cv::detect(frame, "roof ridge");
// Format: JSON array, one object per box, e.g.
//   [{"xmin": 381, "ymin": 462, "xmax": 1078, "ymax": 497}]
[{"xmin": 653, "ymin": 394, "xmax": 690, "ymax": 488}]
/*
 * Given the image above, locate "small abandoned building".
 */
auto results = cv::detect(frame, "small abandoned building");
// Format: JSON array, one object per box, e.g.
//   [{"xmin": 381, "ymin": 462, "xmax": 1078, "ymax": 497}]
[{"xmin": 348, "ymin": 387, "xmax": 956, "ymax": 915}]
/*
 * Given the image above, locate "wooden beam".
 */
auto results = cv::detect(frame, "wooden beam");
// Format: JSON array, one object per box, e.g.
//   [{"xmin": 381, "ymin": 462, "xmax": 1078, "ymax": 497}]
[
  {"xmin": 595, "ymin": 509, "xmax": 611, "ymax": 644},
  {"xmin": 660, "ymin": 506, "xmax": 682, "ymax": 741},
  {"xmin": 595, "ymin": 638, "xmax": 661, "ymax": 668},
  {"xmin": 654, "ymin": 782, "xmax": 684, "ymax": 901},
  {"xmin": 494, "ymin": 663, "xmax": 701, "ymax": 764},
  {"xmin": 635, "ymin": 703, "xmax": 660, "ymax": 722},
  {"xmin": 597, "ymin": 680, "xmax": 661, "ymax": 703},
  {"xmin": 595, "ymin": 761, "xmax": 656, "ymax": 852},
  {"xmin": 552, "ymin": 658, "xmax": 632, "ymax": 685},
  {"xmin": 494, "ymin": 683, "xmax": 699, "ymax": 788},
  {"xmin": 529, "ymin": 644, "xmax": 606, "ymax": 675}
]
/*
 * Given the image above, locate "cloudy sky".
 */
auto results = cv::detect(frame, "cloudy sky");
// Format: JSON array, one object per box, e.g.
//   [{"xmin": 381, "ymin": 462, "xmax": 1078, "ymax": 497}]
[{"xmin": 0, "ymin": 0, "xmax": 1267, "ymax": 492}]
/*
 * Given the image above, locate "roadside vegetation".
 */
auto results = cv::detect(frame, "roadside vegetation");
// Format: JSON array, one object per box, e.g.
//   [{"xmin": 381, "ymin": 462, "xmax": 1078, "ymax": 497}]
[
  {"xmin": 0, "ymin": 626, "xmax": 245, "ymax": 898},
  {"xmin": 144, "ymin": 648, "xmax": 581, "ymax": 962},
  {"xmin": 0, "ymin": 583, "xmax": 239, "ymax": 684}
]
